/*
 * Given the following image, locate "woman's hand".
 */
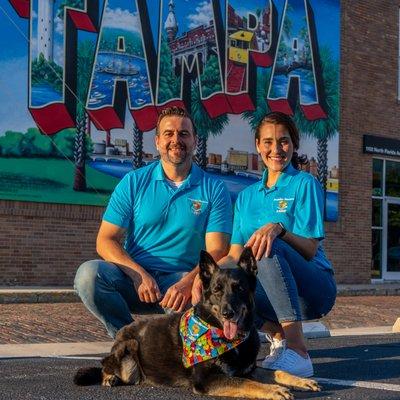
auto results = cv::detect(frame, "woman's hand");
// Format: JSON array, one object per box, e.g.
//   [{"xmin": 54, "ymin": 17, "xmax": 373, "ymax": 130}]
[{"xmin": 246, "ymin": 223, "xmax": 283, "ymax": 261}]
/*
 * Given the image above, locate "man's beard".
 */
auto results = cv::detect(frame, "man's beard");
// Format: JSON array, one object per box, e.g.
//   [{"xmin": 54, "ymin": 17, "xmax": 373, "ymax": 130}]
[{"xmin": 166, "ymin": 144, "xmax": 190, "ymax": 164}]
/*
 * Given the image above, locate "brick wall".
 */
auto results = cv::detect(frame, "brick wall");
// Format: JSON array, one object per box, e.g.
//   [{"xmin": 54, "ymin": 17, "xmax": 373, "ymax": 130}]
[
  {"xmin": 0, "ymin": 200, "xmax": 102, "ymax": 286},
  {"xmin": 324, "ymin": 0, "xmax": 400, "ymax": 283}
]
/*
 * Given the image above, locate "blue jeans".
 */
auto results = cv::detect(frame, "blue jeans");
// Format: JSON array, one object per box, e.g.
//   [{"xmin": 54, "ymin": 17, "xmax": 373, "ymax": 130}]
[
  {"xmin": 253, "ymin": 239, "xmax": 337, "ymax": 328},
  {"xmin": 74, "ymin": 260, "xmax": 185, "ymax": 338}
]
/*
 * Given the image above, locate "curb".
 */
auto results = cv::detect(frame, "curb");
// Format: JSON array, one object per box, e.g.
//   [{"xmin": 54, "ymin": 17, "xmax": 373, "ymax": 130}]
[
  {"xmin": 0, "ymin": 288, "xmax": 79, "ymax": 304},
  {"xmin": 1, "ymin": 283, "xmax": 400, "ymax": 304},
  {"xmin": 337, "ymin": 283, "xmax": 400, "ymax": 296}
]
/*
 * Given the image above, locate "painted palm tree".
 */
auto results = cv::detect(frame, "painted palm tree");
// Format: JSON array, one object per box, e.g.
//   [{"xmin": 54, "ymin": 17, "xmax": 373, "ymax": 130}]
[
  {"xmin": 242, "ymin": 68, "xmax": 272, "ymax": 134},
  {"xmin": 191, "ymin": 83, "xmax": 228, "ymax": 169},
  {"xmin": 56, "ymin": 0, "xmax": 84, "ymax": 18},
  {"xmin": 73, "ymin": 39, "xmax": 95, "ymax": 191},
  {"xmin": 132, "ymin": 122, "xmax": 143, "ymax": 169},
  {"xmin": 294, "ymin": 46, "xmax": 339, "ymax": 205},
  {"xmin": 191, "ymin": 56, "xmax": 228, "ymax": 169}
]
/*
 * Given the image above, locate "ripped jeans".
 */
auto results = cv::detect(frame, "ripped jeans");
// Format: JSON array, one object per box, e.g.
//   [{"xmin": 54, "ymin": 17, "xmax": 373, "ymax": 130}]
[{"xmin": 253, "ymin": 239, "xmax": 337, "ymax": 329}]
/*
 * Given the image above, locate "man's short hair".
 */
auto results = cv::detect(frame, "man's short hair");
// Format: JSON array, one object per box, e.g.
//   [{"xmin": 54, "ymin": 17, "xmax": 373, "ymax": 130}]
[{"xmin": 156, "ymin": 106, "xmax": 196, "ymax": 136}]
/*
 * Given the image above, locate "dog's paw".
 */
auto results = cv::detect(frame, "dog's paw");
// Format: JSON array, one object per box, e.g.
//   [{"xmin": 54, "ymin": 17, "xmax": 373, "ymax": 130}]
[
  {"xmin": 266, "ymin": 385, "xmax": 294, "ymax": 400},
  {"xmin": 290, "ymin": 377, "xmax": 321, "ymax": 392},
  {"xmin": 102, "ymin": 374, "xmax": 119, "ymax": 387}
]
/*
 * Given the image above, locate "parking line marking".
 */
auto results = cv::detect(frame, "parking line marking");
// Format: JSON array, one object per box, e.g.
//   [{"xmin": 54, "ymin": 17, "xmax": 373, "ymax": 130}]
[
  {"xmin": 316, "ymin": 377, "xmax": 400, "ymax": 392},
  {"xmin": 48, "ymin": 355, "xmax": 103, "ymax": 360}
]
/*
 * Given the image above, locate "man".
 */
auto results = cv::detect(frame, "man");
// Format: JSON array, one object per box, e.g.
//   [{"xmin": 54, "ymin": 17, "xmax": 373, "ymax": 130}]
[{"xmin": 74, "ymin": 106, "xmax": 232, "ymax": 338}]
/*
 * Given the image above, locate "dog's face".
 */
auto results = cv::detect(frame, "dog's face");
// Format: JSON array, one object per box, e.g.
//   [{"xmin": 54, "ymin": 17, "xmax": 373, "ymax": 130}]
[{"xmin": 199, "ymin": 247, "xmax": 257, "ymax": 340}]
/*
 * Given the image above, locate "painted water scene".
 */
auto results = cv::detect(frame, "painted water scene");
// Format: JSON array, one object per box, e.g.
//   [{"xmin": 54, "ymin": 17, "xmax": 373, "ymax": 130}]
[{"xmin": 1, "ymin": 0, "xmax": 339, "ymax": 220}]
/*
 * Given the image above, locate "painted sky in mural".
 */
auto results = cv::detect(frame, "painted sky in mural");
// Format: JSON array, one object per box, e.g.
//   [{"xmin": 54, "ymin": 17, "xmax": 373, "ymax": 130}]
[{"xmin": 0, "ymin": 0, "xmax": 340, "ymax": 220}]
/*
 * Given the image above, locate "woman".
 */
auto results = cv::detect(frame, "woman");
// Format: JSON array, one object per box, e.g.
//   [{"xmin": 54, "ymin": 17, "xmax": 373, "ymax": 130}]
[{"xmin": 221, "ymin": 112, "xmax": 336, "ymax": 378}]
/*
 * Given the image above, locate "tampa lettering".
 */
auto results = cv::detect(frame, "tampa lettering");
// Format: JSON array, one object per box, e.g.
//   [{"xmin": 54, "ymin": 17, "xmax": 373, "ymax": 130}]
[{"xmin": 9, "ymin": 0, "xmax": 326, "ymax": 134}]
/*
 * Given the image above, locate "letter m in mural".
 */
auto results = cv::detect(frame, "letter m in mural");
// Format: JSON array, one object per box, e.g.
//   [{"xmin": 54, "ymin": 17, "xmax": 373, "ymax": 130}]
[{"xmin": 267, "ymin": 0, "xmax": 326, "ymax": 119}]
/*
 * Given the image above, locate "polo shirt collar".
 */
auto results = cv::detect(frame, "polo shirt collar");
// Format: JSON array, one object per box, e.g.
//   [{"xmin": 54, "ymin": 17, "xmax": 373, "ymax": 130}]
[
  {"xmin": 153, "ymin": 161, "xmax": 203, "ymax": 187},
  {"xmin": 258, "ymin": 162, "xmax": 298, "ymax": 192}
]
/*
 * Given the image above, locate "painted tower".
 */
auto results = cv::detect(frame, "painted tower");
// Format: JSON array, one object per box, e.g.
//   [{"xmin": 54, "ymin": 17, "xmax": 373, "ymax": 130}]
[
  {"xmin": 37, "ymin": 0, "xmax": 54, "ymax": 61},
  {"xmin": 164, "ymin": 0, "xmax": 178, "ymax": 42}
]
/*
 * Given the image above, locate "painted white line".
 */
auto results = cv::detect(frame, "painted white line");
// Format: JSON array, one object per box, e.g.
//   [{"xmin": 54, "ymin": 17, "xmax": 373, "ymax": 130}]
[
  {"xmin": 0, "ymin": 342, "xmax": 113, "ymax": 358},
  {"xmin": 316, "ymin": 377, "xmax": 400, "ymax": 392},
  {"xmin": 330, "ymin": 326, "xmax": 393, "ymax": 336},
  {"xmin": 49, "ymin": 355, "xmax": 103, "ymax": 360}
]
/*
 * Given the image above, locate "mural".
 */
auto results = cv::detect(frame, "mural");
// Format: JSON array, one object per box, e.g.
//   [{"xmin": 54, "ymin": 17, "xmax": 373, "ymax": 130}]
[{"xmin": 0, "ymin": 0, "xmax": 339, "ymax": 220}]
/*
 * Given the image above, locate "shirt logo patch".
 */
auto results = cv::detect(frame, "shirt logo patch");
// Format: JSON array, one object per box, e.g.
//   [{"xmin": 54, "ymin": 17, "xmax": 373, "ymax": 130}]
[
  {"xmin": 189, "ymin": 199, "xmax": 208, "ymax": 215},
  {"xmin": 274, "ymin": 197, "xmax": 294, "ymax": 213}
]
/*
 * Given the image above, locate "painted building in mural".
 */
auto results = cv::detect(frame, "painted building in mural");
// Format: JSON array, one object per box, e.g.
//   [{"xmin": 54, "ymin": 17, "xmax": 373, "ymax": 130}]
[{"xmin": 0, "ymin": 0, "xmax": 398, "ymax": 285}]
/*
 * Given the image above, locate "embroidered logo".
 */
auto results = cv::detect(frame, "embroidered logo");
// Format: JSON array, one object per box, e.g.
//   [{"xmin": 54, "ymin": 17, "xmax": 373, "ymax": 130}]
[
  {"xmin": 274, "ymin": 197, "xmax": 294, "ymax": 213},
  {"xmin": 188, "ymin": 199, "xmax": 208, "ymax": 215}
]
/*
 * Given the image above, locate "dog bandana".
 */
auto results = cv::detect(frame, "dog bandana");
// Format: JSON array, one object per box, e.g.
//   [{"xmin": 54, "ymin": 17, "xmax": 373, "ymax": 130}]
[{"xmin": 179, "ymin": 308, "xmax": 248, "ymax": 368}]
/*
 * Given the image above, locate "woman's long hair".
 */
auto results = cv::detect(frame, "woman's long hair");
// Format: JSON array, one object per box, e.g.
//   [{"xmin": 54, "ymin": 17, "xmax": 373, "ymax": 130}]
[{"xmin": 255, "ymin": 112, "xmax": 308, "ymax": 170}]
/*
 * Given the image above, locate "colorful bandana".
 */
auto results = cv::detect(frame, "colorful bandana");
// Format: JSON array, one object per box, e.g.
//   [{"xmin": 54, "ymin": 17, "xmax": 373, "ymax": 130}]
[{"xmin": 179, "ymin": 308, "xmax": 248, "ymax": 368}]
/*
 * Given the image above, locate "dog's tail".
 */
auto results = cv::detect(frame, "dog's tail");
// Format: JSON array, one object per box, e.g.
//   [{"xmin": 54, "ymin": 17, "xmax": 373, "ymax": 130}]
[{"xmin": 74, "ymin": 367, "xmax": 102, "ymax": 386}]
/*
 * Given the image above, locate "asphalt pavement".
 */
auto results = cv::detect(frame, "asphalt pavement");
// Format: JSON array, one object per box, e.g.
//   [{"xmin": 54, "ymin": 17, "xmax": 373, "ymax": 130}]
[{"xmin": 1, "ymin": 334, "xmax": 400, "ymax": 400}]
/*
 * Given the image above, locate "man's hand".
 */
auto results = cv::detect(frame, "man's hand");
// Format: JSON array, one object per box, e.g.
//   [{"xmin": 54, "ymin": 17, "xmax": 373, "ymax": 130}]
[
  {"xmin": 191, "ymin": 273, "xmax": 202, "ymax": 306},
  {"xmin": 246, "ymin": 223, "xmax": 283, "ymax": 260},
  {"xmin": 159, "ymin": 275, "xmax": 194, "ymax": 312},
  {"xmin": 132, "ymin": 270, "xmax": 162, "ymax": 303}
]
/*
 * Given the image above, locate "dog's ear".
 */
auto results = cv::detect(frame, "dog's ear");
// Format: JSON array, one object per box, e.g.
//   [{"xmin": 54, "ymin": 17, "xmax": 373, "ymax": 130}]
[
  {"xmin": 199, "ymin": 250, "xmax": 219, "ymax": 287},
  {"xmin": 238, "ymin": 247, "xmax": 257, "ymax": 276}
]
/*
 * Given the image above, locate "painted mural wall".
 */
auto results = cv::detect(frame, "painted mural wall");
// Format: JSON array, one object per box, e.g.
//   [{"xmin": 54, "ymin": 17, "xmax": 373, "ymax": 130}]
[{"xmin": 1, "ymin": 0, "xmax": 339, "ymax": 220}]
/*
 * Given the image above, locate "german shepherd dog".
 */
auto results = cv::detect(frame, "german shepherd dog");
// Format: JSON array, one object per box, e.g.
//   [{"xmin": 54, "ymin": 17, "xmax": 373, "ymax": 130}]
[{"xmin": 74, "ymin": 248, "xmax": 320, "ymax": 399}]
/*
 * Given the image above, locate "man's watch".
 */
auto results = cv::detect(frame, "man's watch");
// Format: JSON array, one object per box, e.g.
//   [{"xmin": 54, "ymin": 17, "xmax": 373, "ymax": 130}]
[{"xmin": 276, "ymin": 222, "xmax": 286, "ymax": 238}]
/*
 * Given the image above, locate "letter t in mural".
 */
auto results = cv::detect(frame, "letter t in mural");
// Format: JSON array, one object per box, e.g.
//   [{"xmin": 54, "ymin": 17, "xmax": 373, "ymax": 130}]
[{"xmin": 29, "ymin": 0, "xmax": 98, "ymax": 134}]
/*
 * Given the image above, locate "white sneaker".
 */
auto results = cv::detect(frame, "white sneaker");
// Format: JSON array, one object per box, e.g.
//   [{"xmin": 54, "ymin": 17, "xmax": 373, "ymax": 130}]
[
  {"xmin": 261, "ymin": 334, "xmax": 286, "ymax": 368},
  {"xmin": 263, "ymin": 348, "xmax": 314, "ymax": 378}
]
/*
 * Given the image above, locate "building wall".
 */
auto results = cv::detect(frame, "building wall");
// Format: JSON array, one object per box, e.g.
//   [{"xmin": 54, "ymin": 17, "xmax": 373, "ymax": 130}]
[
  {"xmin": 1, "ymin": 0, "xmax": 399, "ymax": 286},
  {"xmin": 324, "ymin": 0, "xmax": 400, "ymax": 283},
  {"xmin": 0, "ymin": 200, "xmax": 102, "ymax": 286}
]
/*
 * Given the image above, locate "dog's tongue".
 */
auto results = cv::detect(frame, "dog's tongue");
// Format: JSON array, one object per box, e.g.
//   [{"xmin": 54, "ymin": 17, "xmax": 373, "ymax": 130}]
[{"xmin": 223, "ymin": 320, "xmax": 238, "ymax": 340}]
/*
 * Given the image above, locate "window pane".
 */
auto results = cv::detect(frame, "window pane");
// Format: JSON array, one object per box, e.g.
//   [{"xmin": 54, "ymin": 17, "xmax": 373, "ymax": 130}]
[
  {"xmin": 387, "ymin": 203, "xmax": 400, "ymax": 272},
  {"xmin": 372, "ymin": 159, "xmax": 383, "ymax": 196},
  {"xmin": 372, "ymin": 229, "xmax": 382, "ymax": 278},
  {"xmin": 385, "ymin": 161, "xmax": 400, "ymax": 197},
  {"xmin": 372, "ymin": 199, "xmax": 382, "ymax": 227}
]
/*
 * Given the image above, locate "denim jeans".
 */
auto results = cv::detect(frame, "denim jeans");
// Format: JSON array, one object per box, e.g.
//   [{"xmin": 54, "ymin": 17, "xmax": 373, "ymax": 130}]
[
  {"xmin": 74, "ymin": 260, "xmax": 185, "ymax": 338},
  {"xmin": 253, "ymin": 239, "xmax": 337, "ymax": 329}
]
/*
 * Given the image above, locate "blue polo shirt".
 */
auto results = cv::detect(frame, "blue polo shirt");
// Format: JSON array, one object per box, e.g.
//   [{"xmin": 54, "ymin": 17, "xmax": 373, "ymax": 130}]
[
  {"xmin": 103, "ymin": 162, "xmax": 232, "ymax": 273},
  {"xmin": 231, "ymin": 163, "xmax": 332, "ymax": 271}
]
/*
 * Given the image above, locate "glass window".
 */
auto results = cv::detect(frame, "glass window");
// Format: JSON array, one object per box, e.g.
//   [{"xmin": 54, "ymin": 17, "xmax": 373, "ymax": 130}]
[
  {"xmin": 372, "ymin": 159, "xmax": 383, "ymax": 196},
  {"xmin": 372, "ymin": 229, "xmax": 382, "ymax": 278},
  {"xmin": 372, "ymin": 199, "xmax": 382, "ymax": 227},
  {"xmin": 385, "ymin": 161, "xmax": 400, "ymax": 197},
  {"xmin": 387, "ymin": 203, "xmax": 400, "ymax": 272}
]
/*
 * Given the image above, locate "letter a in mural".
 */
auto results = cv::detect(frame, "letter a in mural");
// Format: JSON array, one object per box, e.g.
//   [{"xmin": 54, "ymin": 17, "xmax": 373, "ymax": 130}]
[
  {"xmin": 267, "ymin": 0, "xmax": 326, "ymax": 119},
  {"xmin": 29, "ymin": 0, "xmax": 98, "ymax": 134},
  {"xmin": 86, "ymin": 0, "xmax": 157, "ymax": 132}
]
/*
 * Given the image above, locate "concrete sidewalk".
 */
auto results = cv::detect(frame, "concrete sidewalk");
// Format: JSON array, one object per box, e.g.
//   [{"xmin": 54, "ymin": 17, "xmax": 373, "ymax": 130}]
[{"xmin": 1, "ymin": 296, "xmax": 400, "ymax": 345}]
